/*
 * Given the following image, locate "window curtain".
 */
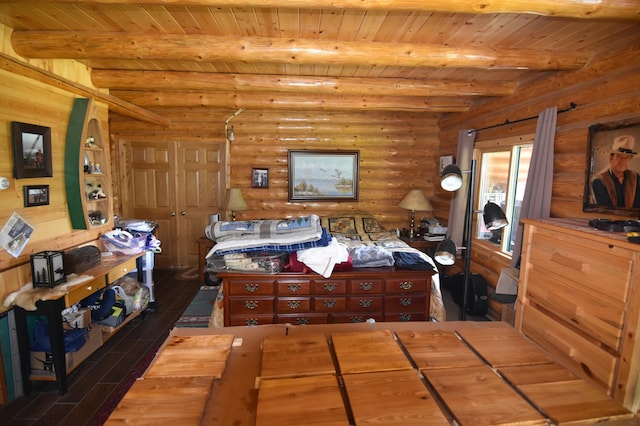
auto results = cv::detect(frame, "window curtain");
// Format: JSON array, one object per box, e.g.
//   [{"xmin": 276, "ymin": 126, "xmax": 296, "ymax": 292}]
[
  {"xmin": 447, "ymin": 129, "xmax": 476, "ymax": 248},
  {"xmin": 510, "ymin": 106, "xmax": 558, "ymax": 268}
]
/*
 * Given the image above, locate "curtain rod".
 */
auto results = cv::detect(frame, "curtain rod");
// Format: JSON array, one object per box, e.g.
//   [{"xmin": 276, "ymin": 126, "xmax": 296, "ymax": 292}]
[{"xmin": 467, "ymin": 102, "xmax": 577, "ymax": 136}]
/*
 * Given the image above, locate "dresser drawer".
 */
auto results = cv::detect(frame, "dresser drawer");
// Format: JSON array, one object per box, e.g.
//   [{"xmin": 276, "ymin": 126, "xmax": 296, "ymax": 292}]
[
  {"xmin": 227, "ymin": 279, "xmax": 275, "ymax": 296},
  {"xmin": 385, "ymin": 276, "xmax": 428, "ymax": 293},
  {"xmin": 313, "ymin": 279, "xmax": 347, "ymax": 294},
  {"xmin": 314, "ymin": 296, "xmax": 347, "ymax": 313},
  {"xmin": 521, "ymin": 303, "xmax": 617, "ymax": 393},
  {"xmin": 349, "ymin": 278, "xmax": 383, "ymax": 294},
  {"xmin": 228, "ymin": 297, "xmax": 274, "ymax": 314},
  {"xmin": 385, "ymin": 294, "xmax": 426, "ymax": 313},
  {"xmin": 106, "ymin": 257, "xmax": 138, "ymax": 283},
  {"xmin": 276, "ymin": 280, "xmax": 311, "ymax": 295},
  {"xmin": 347, "ymin": 295, "xmax": 383, "ymax": 312},
  {"xmin": 385, "ymin": 312, "xmax": 427, "ymax": 322},
  {"xmin": 276, "ymin": 297, "xmax": 311, "ymax": 313},
  {"xmin": 276, "ymin": 313, "xmax": 328, "ymax": 325},
  {"xmin": 229, "ymin": 314, "xmax": 274, "ymax": 326},
  {"xmin": 65, "ymin": 276, "xmax": 105, "ymax": 306},
  {"xmin": 331, "ymin": 313, "xmax": 384, "ymax": 324}
]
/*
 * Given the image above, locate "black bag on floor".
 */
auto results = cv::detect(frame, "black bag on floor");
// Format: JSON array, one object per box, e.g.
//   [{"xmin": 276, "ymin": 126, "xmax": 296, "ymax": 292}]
[{"xmin": 443, "ymin": 272, "xmax": 489, "ymax": 316}]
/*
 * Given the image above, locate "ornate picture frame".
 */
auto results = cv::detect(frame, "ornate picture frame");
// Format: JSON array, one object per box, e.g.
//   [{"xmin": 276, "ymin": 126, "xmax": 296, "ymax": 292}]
[
  {"xmin": 288, "ymin": 150, "xmax": 359, "ymax": 201},
  {"xmin": 12, "ymin": 121, "xmax": 53, "ymax": 178}
]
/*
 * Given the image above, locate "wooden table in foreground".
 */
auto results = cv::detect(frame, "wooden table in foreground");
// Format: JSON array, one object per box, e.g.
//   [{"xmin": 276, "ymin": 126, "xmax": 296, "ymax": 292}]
[{"xmin": 107, "ymin": 321, "xmax": 639, "ymax": 425}]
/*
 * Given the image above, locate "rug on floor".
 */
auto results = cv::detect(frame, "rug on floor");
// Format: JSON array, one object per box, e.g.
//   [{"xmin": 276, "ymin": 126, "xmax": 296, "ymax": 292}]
[{"xmin": 175, "ymin": 286, "xmax": 219, "ymax": 328}]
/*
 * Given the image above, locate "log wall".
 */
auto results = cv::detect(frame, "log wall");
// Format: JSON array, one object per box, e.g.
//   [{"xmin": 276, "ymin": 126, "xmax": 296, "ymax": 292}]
[
  {"xmin": 438, "ymin": 43, "xmax": 640, "ymax": 319},
  {"xmin": 0, "ymin": 22, "xmax": 109, "ymax": 308}
]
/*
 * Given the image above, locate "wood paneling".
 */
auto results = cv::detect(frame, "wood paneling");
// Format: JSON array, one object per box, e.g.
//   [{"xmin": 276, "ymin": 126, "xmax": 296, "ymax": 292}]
[{"xmin": 438, "ymin": 43, "xmax": 640, "ymax": 320}]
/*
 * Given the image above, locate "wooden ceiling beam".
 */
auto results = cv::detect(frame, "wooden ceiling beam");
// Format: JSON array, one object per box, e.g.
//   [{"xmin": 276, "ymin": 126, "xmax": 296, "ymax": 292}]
[
  {"xmin": 4, "ymin": 0, "xmax": 638, "ymax": 21},
  {"xmin": 110, "ymin": 90, "xmax": 472, "ymax": 112},
  {"xmin": 12, "ymin": 32, "xmax": 590, "ymax": 71},
  {"xmin": 0, "ymin": 52, "xmax": 170, "ymax": 126},
  {"xmin": 91, "ymin": 70, "xmax": 516, "ymax": 97}
]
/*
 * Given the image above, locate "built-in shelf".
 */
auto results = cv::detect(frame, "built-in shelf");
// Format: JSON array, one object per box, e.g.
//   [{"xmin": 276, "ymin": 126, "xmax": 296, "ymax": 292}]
[{"xmin": 65, "ymin": 98, "xmax": 112, "ymax": 230}]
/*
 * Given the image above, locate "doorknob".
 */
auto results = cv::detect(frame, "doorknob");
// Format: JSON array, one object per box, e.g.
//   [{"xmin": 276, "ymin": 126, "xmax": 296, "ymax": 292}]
[
  {"xmin": 170, "ymin": 212, "xmax": 176, "ymax": 217},
  {"xmin": 180, "ymin": 211, "xmax": 186, "ymax": 216}
]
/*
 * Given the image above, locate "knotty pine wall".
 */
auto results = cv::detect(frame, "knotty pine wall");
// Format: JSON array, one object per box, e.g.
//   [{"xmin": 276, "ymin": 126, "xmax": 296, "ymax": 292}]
[
  {"xmin": 438, "ymin": 43, "xmax": 640, "ymax": 320},
  {"xmin": 0, "ymin": 23, "xmax": 110, "ymax": 311},
  {"xmin": 110, "ymin": 109, "xmax": 443, "ymax": 232}
]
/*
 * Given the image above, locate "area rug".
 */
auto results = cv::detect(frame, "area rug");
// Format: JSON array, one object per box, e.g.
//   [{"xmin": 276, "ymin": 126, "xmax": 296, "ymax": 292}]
[
  {"xmin": 175, "ymin": 286, "xmax": 219, "ymax": 328},
  {"xmin": 175, "ymin": 266, "xmax": 199, "ymax": 281}
]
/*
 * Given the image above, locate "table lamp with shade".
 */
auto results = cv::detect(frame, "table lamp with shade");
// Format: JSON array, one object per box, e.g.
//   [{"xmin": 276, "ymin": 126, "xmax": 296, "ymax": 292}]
[
  {"xmin": 224, "ymin": 188, "xmax": 248, "ymax": 221},
  {"xmin": 434, "ymin": 160, "xmax": 508, "ymax": 320},
  {"xmin": 399, "ymin": 189, "xmax": 433, "ymax": 238}
]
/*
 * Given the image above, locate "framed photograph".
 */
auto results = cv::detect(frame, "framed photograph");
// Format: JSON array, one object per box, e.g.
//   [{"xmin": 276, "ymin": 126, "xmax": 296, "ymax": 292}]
[
  {"xmin": 252, "ymin": 168, "xmax": 269, "ymax": 188},
  {"xmin": 12, "ymin": 121, "xmax": 53, "ymax": 178},
  {"xmin": 439, "ymin": 155, "xmax": 454, "ymax": 174},
  {"xmin": 288, "ymin": 150, "xmax": 359, "ymax": 201},
  {"xmin": 584, "ymin": 120, "xmax": 640, "ymax": 216},
  {"xmin": 24, "ymin": 185, "xmax": 50, "ymax": 207}
]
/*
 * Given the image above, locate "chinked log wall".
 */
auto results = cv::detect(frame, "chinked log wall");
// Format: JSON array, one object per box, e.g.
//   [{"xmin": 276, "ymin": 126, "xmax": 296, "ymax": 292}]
[
  {"xmin": 110, "ymin": 109, "xmax": 442, "ymax": 232},
  {"xmin": 438, "ymin": 44, "xmax": 640, "ymax": 320}
]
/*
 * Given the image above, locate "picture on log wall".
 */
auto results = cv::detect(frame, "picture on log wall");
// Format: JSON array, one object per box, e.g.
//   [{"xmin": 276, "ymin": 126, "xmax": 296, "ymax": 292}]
[
  {"xmin": 584, "ymin": 120, "xmax": 640, "ymax": 216},
  {"xmin": 11, "ymin": 121, "xmax": 53, "ymax": 178},
  {"xmin": 288, "ymin": 150, "xmax": 359, "ymax": 201}
]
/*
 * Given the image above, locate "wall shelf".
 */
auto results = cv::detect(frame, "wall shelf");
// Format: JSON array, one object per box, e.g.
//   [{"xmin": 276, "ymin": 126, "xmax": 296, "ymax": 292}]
[{"xmin": 65, "ymin": 98, "xmax": 112, "ymax": 230}]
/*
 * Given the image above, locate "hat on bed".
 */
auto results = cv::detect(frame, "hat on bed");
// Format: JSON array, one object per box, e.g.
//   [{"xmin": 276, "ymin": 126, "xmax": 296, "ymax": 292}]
[{"xmin": 610, "ymin": 135, "xmax": 637, "ymax": 156}]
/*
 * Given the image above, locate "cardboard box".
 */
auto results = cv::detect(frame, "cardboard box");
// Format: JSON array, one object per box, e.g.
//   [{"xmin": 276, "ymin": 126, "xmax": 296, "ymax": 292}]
[
  {"xmin": 30, "ymin": 326, "xmax": 102, "ymax": 373},
  {"xmin": 63, "ymin": 308, "xmax": 90, "ymax": 330}
]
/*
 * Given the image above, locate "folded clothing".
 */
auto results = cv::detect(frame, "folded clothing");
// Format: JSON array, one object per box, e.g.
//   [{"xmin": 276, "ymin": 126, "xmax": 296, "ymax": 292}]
[
  {"xmin": 208, "ymin": 227, "xmax": 330, "ymax": 257},
  {"xmin": 296, "ymin": 237, "xmax": 350, "ymax": 278},
  {"xmin": 206, "ymin": 215, "xmax": 321, "ymax": 241}
]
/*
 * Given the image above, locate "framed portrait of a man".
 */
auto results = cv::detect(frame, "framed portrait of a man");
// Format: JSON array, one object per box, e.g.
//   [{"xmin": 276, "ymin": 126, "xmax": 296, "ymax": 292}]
[{"xmin": 584, "ymin": 120, "xmax": 640, "ymax": 216}]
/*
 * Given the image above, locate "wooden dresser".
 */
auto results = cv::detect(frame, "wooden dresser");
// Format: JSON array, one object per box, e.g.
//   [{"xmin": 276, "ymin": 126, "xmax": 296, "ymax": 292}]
[
  {"xmin": 217, "ymin": 268, "xmax": 433, "ymax": 327},
  {"xmin": 517, "ymin": 218, "xmax": 640, "ymax": 412}
]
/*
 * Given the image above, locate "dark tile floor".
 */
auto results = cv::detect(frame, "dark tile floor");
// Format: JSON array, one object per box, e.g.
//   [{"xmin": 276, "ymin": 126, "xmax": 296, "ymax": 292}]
[{"xmin": 0, "ymin": 269, "xmax": 200, "ymax": 426}]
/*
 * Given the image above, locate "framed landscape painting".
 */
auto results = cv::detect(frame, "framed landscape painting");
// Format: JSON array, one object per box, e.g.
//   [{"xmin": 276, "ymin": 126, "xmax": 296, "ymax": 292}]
[{"xmin": 288, "ymin": 150, "xmax": 359, "ymax": 202}]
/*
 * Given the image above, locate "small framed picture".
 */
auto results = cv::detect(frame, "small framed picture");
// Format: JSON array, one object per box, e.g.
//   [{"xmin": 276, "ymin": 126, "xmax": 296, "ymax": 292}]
[
  {"xmin": 252, "ymin": 168, "xmax": 269, "ymax": 188},
  {"xmin": 439, "ymin": 155, "xmax": 454, "ymax": 175},
  {"xmin": 12, "ymin": 122, "xmax": 53, "ymax": 178},
  {"xmin": 24, "ymin": 184, "xmax": 50, "ymax": 207}
]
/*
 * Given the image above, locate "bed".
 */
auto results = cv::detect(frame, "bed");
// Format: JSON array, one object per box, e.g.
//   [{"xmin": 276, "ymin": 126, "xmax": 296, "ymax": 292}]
[{"xmin": 204, "ymin": 213, "xmax": 445, "ymax": 326}]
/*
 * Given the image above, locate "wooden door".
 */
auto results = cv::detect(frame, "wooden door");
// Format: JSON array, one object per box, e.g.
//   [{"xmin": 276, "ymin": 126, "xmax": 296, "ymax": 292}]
[
  {"xmin": 119, "ymin": 139, "xmax": 223, "ymax": 269},
  {"xmin": 176, "ymin": 141, "xmax": 224, "ymax": 268}
]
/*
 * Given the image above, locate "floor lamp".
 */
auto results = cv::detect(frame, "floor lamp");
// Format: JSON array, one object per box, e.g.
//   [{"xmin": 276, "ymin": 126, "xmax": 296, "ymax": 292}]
[{"xmin": 434, "ymin": 159, "xmax": 508, "ymax": 320}]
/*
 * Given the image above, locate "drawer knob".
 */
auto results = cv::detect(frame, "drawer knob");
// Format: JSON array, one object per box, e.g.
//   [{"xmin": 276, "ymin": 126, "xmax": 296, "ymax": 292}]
[
  {"xmin": 323, "ymin": 283, "xmax": 338, "ymax": 292},
  {"xmin": 287, "ymin": 283, "xmax": 301, "ymax": 292},
  {"xmin": 296, "ymin": 317, "xmax": 310, "ymax": 325},
  {"xmin": 359, "ymin": 299, "xmax": 373, "ymax": 308},
  {"xmin": 245, "ymin": 283, "xmax": 259, "ymax": 292},
  {"xmin": 399, "ymin": 313, "xmax": 412, "ymax": 321},
  {"xmin": 86, "ymin": 285, "xmax": 93, "ymax": 291},
  {"xmin": 244, "ymin": 300, "xmax": 259, "ymax": 310},
  {"xmin": 399, "ymin": 281, "xmax": 413, "ymax": 290},
  {"xmin": 350, "ymin": 316, "xmax": 364, "ymax": 323},
  {"xmin": 245, "ymin": 318, "xmax": 259, "ymax": 326},
  {"xmin": 323, "ymin": 300, "xmax": 337, "ymax": 308},
  {"xmin": 359, "ymin": 282, "xmax": 373, "ymax": 291},
  {"xmin": 400, "ymin": 297, "xmax": 412, "ymax": 306},
  {"xmin": 287, "ymin": 300, "xmax": 301, "ymax": 309}
]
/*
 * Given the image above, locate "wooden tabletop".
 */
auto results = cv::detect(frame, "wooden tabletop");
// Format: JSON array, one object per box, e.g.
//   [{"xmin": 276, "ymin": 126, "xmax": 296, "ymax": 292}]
[{"xmin": 108, "ymin": 321, "xmax": 639, "ymax": 425}]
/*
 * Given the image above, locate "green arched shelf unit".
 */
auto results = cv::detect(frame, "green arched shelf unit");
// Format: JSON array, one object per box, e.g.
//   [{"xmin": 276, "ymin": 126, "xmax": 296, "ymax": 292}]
[{"xmin": 65, "ymin": 98, "xmax": 112, "ymax": 230}]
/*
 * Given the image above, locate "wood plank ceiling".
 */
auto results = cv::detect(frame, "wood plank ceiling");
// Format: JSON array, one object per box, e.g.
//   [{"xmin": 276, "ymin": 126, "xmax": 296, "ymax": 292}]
[{"xmin": 0, "ymin": 0, "xmax": 639, "ymax": 126}]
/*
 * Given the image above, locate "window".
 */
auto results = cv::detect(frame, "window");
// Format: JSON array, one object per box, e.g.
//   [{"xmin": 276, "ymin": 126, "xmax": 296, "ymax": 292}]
[{"xmin": 475, "ymin": 141, "xmax": 533, "ymax": 254}]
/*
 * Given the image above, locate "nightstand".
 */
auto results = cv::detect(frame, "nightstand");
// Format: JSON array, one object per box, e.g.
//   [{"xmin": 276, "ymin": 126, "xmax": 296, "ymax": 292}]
[
  {"xmin": 400, "ymin": 237, "xmax": 441, "ymax": 256},
  {"xmin": 197, "ymin": 236, "xmax": 215, "ymax": 285}
]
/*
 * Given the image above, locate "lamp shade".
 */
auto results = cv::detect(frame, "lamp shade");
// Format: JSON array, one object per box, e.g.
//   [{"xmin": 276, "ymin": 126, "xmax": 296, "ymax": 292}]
[
  {"xmin": 225, "ymin": 188, "xmax": 248, "ymax": 211},
  {"xmin": 398, "ymin": 189, "xmax": 433, "ymax": 212},
  {"xmin": 434, "ymin": 238, "xmax": 457, "ymax": 266},
  {"xmin": 483, "ymin": 201, "xmax": 509, "ymax": 230},
  {"xmin": 440, "ymin": 164, "xmax": 463, "ymax": 192}
]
